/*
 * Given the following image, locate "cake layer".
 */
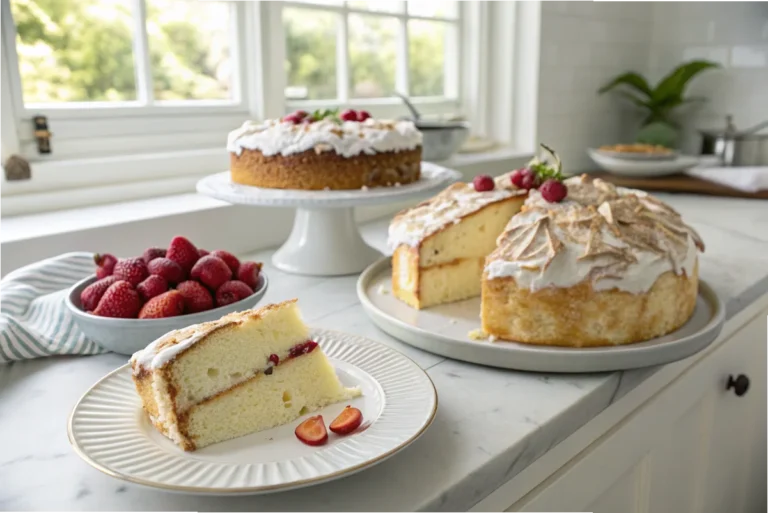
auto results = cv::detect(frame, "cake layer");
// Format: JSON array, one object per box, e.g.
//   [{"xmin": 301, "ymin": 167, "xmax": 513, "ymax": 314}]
[
  {"xmin": 418, "ymin": 196, "xmax": 525, "ymax": 267},
  {"xmin": 132, "ymin": 300, "xmax": 310, "ymax": 413},
  {"xmin": 179, "ymin": 350, "xmax": 360, "ymax": 450},
  {"xmin": 392, "ymin": 245, "xmax": 486, "ymax": 309},
  {"xmin": 481, "ymin": 264, "xmax": 699, "ymax": 347},
  {"xmin": 230, "ymin": 147, "xmax": 421, "ymax": 190}
]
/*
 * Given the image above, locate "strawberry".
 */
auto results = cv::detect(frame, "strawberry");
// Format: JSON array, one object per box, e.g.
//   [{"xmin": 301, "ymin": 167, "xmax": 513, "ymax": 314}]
[
  {"xmin": 237, "ymin": 261, "xmax": 263, "ymax": 290},
  {"xmin": 329, "ymin": 406, "xmax": 363, "ymax": 435},
  {"xmin": 147, "ymin": 257, "xmax": 185, "ymax": 285},
  {"xmin": 142, "ymin": 247, "xmax": 166, "ymax": 264},
  {"xmin": 93, "ymin": 281, "xmax": 141, "ymax": 318},
  {"xmin": 295, "ymin": 415, "xmax": 328, "ymax": 446},
  {"xmin": 210, "ymin": 250, "xmax": 240, "ymax": 274},
  {"xmin": 198, "ymin": 248, "xmax": 210, "ymax": 258},
  {"xmin": 113, "ymin": 257, "xmax": 149, "ymax": 287},
  {"xmin": 166, "ymin": 236, "xmax": 199, "ymax": 274},
  {"xmin": 215, "ymin": 280, "xmax": 253, "ymax": 307},
  {"xmin": 191, "ymin": 255, "xmax": 232, "ymax": 290},
  {"xmin": 138, "ymin": 290, "xmax": 185, "ymax": 319},
  {"xmin": 136, "ymin": 275, "xmax": 168, "ymax": 302},
  {"xmin": 176, "ymin": 280, "xmax": 214, "ymax": 313},
  {"xmin": 94, "ymin": 253, "xmax": 117, "ymax": 279},
  {"xmin": 80, "ymin": 276, "xmax": 120, "ymax": 312}
]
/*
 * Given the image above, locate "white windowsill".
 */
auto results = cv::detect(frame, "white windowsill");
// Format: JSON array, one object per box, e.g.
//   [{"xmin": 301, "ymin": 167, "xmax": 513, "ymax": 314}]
[{"xmin": 0, "ymin": 147, "xmax": 532, "ymax": 275}]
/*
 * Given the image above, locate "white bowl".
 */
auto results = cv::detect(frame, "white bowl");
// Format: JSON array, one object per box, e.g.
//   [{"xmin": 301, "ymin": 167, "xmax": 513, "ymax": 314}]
[
  {"xmin": 65, "ymin": 273, "xmax": 269, "ymax": 356},
  {"xmin": 588, "ymin": 149, "xmax": 699, "ymax": 177}
]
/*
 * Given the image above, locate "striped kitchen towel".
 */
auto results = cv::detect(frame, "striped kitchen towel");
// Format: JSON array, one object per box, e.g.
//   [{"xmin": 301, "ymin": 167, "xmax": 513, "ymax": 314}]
[{"xmin": 0, "ymin": 252, "xmax": 108, "ymax": 363}]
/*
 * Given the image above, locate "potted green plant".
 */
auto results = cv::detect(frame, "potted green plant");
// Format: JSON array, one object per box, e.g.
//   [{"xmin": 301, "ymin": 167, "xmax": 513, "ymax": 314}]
[{"xmin": 598, "ymin": 60, "xmax": 719, "ymax": 148}]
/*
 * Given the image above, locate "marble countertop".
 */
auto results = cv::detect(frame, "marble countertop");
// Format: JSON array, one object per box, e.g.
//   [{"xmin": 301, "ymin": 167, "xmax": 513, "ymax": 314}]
[{"xmin": 2, "ymin": 194, "xmax": 768, "ymax": 511}]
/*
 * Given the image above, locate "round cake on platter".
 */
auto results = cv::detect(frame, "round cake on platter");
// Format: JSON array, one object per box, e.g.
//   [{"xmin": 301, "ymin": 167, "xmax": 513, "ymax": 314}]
[
  {"xmin": 227, "ymin": 109, "xmax": 423, "ymax": 191},
  {"xmin": 389, "ymin": 145, "xmax": 705, "ymax": 347}
]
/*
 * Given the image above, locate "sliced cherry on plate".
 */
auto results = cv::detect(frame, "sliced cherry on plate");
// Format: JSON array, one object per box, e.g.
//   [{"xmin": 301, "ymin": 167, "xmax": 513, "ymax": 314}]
[
  {"xmin": 295, "ymin": 415, "xmax": 328, "ymax": 446},
  {"xmin": 329, "ymin": 406, "xmax": 363, "ymax": 435}
]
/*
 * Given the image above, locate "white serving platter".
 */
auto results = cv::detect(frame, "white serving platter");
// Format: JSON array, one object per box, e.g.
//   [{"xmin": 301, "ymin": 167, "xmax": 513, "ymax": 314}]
[
  {"xmin": 68, "ymin": 329, "xmax": 437, "ymax": 495},
  {"xmin": 357, "ymin": 258, "xmax": 725, "ymax": 373}
]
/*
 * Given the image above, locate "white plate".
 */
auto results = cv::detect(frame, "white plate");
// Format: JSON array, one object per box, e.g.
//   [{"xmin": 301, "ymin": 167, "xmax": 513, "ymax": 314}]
[
  {"xmin": 588, "ymin": 149, "xmax": 699, "ymax": 177},
  {"xmin": 593, "ymin": 148, "xmax": 678, "ymax": 161},
  {"xmin": 357, "ymin": 258, "xmax": 725, "ymax": 373},
  {"xmin": 196, "ymin": 162, "xmax": 462, "ymax": 208},
  {"xmin": 68, "ymin": 329, "xmax": 437, "ymax": 494}
]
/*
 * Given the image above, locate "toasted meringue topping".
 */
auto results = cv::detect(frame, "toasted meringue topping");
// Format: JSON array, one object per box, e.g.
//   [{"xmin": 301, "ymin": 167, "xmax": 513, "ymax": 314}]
[
  {"xmin": 485, "ymin": 175, "xmax": 704, "ymax": 293},
  {"xmin": 387, "ymin": 173, "xmax": 527, "ymax": 249}
]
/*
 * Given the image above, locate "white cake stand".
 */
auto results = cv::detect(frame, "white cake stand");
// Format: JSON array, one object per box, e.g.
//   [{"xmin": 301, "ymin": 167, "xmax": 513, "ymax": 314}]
[{"xmin": 196, "ymin": 162, "xmax": 461, "ymax": 276}]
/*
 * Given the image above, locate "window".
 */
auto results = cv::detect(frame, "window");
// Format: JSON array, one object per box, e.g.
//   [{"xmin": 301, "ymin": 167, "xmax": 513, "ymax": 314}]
[
  {"xmin": 282, "ymin": 1, "xmax": 459, "ymax": 106},
  {"xmin": 1, "ymin": 1, "xmax": 534, "ymax": 215}
]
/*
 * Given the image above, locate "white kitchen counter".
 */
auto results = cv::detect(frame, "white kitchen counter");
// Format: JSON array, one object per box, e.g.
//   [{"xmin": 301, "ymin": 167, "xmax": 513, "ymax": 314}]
[{"xmin": 1, "ymin": 194, "xmax": 768, "ymax": 511}]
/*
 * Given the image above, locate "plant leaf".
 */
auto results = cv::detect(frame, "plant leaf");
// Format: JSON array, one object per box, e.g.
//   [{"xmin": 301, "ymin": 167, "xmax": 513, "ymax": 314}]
[
  {"xmin": 652, "ymin": 60, "xmax": 719, "ymax": 103},
  {"xmin": 598, "ymin": 72, "xmax": 653, "ymax": 97},
  {"xmin": 617, "ymin": 91, "xmax": 652, "ymax": 109}
]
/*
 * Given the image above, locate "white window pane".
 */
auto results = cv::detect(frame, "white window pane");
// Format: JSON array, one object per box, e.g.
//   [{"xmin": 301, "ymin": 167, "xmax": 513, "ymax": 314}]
[
  {"xmin": 293, "ymin": 0, "xmax": 343, "ymax": 5},
  {"xmin": 10, "ymin": 0, "xmax": 137, "ymax": 103},
  {"xmin": 147, "ymin": 0, "xmax": 233, "ymax": 101},
  {"xmin": 347, "ymin": 1, "xmax": 404, "ymax": 14},
  {"xmin": 349, "ymin": 14, "xmax": 396, "ymax": 99},
  {"xmin": 408, "ymin": 20, "xmax": 444, "ymax": 96},
  {"xmin": 284, "ymin": 8, "xmax": 337, "ymax": 100},
  {"xmin": 407, "ymin": 0, "xmax": 458, "ymax": 18}
]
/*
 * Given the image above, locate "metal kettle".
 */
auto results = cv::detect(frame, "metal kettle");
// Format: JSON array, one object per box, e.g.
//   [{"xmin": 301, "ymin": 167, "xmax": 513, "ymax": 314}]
[{"xmin": 699, "ymin": 115, "xmax": 768, "ymax": 166}]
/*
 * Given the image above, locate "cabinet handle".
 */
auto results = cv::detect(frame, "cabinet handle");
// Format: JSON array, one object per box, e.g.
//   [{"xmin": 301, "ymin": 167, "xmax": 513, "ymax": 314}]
[{"xmin": 726, "ymin": 374, "xmax": 750, "ymax": 397}]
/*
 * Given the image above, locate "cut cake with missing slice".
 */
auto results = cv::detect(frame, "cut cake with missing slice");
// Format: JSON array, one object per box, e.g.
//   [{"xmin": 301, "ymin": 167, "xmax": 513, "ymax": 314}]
[
  {"xmin": 388, "ymin": 174, "xmax": 527, "ymax": 309},
  {"xmin": 130, "ymin": 299, "xmax": 360, "ymax": 451}
]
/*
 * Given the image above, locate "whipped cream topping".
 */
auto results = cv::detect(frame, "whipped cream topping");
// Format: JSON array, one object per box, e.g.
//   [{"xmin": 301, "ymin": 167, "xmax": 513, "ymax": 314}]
[
  {"xmin": 227, "ymin": 118, "xmax": 422, "ymax": 158},
  {"xmin": 388, "ymin": 173, "xmax": 527, "ymax": 249},
  {"xmin": 485, "ymin": 175, "xmax": 705, "ymax": 294},
  {"xmin": 131, "ymin": 326, "xmax": 210, "ymax": 373}
]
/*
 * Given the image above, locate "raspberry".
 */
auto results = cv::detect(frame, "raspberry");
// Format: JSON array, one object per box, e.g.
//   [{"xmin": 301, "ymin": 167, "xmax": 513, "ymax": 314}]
[
  {"xmin": 520, "ymin": 170, "xmax": 539, "ymax": 190},
  {"xmin": 340, "ymin": 109, "xmax": 358, "ymax": 122},
  {"xmin": 472, "ymin": 175, "xmax": 495, "ymax": 192},
  {"xmin": 510, "ymin": 169, "xmax": 528, "ymax": 189},
  {"xmin": 539, "ymin": 179, "xmax": 568, "ymax": 203}
]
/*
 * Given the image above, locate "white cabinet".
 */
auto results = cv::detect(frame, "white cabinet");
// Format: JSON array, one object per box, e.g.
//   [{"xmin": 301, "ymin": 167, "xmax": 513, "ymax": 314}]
[{"xmin": 506, "ymin": 301, "xmax": 767, "ymax": 513}]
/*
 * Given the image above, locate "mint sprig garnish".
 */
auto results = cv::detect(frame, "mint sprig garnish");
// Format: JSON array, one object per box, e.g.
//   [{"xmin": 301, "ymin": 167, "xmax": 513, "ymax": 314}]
[
  {"xmin": 311, "ymin": 108, "xmax": 341, "ymax": 123},
  {"xmin": 528, "ymin": 143, "xmax": 563, "ymax": 182}
]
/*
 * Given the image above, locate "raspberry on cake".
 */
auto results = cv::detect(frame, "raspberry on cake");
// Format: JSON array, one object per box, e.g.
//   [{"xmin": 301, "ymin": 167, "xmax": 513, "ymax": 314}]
[
  {"xmin": 227, "ymin": 110, "xmax": 423, "ymax": 190},
  {"xmin": 388, "ymin": 173, "xmax": 528, "ymax": 309},
  {"xmin": 482, "ymin": 175, "xmax": 704, "ymax": 347},
  {"xmin": 130, "ymin": 299, "xmax": 360, "ymax": 451}
]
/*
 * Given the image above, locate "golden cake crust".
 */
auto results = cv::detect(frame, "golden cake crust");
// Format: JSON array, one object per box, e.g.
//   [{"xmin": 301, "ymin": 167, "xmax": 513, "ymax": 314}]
[
  {"xmin": 230, "ymin": 147, "xmax": 422, "ymax": 190},
  {"xmin": 481, "ymin": 262, "xmax": 699, "ymax": 347}
]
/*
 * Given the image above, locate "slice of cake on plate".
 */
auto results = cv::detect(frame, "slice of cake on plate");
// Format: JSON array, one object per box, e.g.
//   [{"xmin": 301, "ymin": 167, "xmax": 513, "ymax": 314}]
[
  {"xmin": 228, "ymin": 109, "xmax": 422, "ymax": 190},
  {"xmin": 482, "ymin": 175, "xmax": 704, "ymax": 347},
  {"xmin": 131, "ymin": 299, "xmax": 360, "ymax": 451},
  {"xmin": 388, "ymin": 174, "xmax": 528, "ymax": 309}
]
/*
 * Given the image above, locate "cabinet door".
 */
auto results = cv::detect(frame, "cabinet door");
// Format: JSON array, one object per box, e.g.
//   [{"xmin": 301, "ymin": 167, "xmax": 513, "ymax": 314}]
[{"xmin": 512, "ymin": 309, "xmax": 767, "ymax": 513}]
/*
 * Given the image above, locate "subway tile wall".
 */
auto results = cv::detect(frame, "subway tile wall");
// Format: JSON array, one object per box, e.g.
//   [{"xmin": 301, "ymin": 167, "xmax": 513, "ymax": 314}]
[
  {"xmin": 648, "ymin": 2, "xmax": 768, "ymax": 153},
  {"xmin": 537, "ymin": 2, "xmax": 653, "ymax": 173},
  {"xmin": 536, "ymin": 1, "xmax": 768, "ymax": 173}
]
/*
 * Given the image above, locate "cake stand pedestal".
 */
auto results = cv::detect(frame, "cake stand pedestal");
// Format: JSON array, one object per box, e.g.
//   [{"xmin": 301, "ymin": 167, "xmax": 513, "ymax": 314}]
[{"xmin": 196, "ymin": 163, "xmax": 461, "ymax": 276}]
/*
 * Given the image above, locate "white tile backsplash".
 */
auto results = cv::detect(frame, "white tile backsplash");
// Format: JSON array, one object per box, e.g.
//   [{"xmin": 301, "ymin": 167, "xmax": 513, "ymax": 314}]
[{"xmin": 537, "ymin": 1, "xmax": 768, "ymax": 172}]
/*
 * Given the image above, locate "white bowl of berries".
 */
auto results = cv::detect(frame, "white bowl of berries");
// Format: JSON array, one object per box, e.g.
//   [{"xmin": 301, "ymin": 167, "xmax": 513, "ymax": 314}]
[{"xmin": 65, "ymin": 236, "xmax": 268, "ymax": 356}]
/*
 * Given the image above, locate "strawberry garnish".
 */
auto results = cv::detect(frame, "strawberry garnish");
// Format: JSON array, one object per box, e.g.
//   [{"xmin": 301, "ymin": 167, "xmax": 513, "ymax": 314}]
[
  {"xmin": 138, "ymin": 290, "xmax": 185, "ymax": 319},
  {"xmin": 166, "ymin": 236, "xmax": 199, "ymax": 274},
  {"xmin": 94, "ymin": 253, "xmax": 117, "ymax": 279},
  {"xmin": 295, "ymin": 415, "xmax": 328, "ymax": 446},
  {"xmin": 93, "ymin": 281, "xmax": 141, "ymax": 318},
  {"xmin": 112, "ymin": 257, "xmax": 149, "ymax": 287},
  {"xmin": 329, "ymin": 406, "xmax": 363, "ymax": 435},
  {"xmin": 80, "ymin": 276, "xmax": 120, "ymax": 312}
]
